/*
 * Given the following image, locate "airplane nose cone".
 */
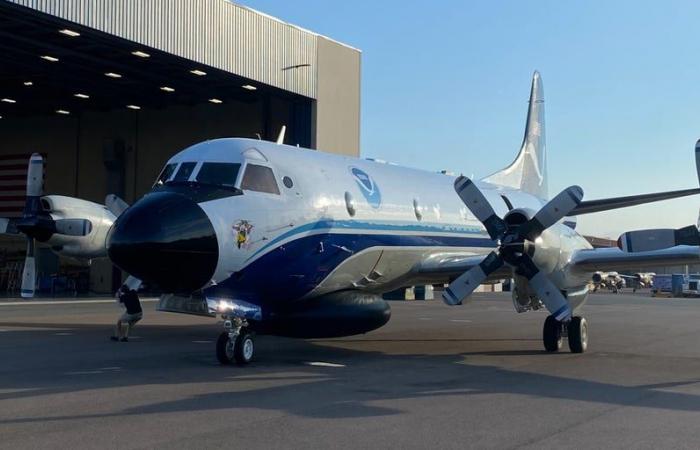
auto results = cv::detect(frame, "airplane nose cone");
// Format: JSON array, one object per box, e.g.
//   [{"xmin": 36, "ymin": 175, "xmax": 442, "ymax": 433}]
[{"xmin": 107, "ymin": 192, "xmax": 219, "ymax": 293}]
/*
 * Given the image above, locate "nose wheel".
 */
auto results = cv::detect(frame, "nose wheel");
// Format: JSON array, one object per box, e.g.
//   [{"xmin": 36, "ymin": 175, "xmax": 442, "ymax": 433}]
[
  {"xmin": 216, "ymin": 317, "xmax": 255, "ymax": 365},
  {"xmin": 542, "ymin": 314, "xmax": 588, "ymax": 353}
]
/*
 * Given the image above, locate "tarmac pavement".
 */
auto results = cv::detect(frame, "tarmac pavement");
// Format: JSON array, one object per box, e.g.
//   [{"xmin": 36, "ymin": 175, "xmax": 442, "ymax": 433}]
[{"xmin": 2, "ymin": 291, "xmax": 700, "ymax": 449}]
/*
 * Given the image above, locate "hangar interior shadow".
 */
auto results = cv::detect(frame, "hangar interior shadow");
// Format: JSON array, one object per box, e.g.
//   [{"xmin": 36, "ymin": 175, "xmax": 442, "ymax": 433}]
[{"xmin": 3, "ymin": 320, "xmax": 700, "ymax": 425}]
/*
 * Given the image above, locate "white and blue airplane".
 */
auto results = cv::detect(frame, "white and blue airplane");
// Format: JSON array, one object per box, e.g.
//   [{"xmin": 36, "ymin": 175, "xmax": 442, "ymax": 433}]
[{"xmin": 5, "ymin": 72, "xmax": 700, "ymax": 365}]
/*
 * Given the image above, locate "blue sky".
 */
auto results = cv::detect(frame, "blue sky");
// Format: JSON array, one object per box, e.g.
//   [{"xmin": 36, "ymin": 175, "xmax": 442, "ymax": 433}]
[{"xmin": 242, "ymin": 0, "xmax": 700, "ymax": 237}]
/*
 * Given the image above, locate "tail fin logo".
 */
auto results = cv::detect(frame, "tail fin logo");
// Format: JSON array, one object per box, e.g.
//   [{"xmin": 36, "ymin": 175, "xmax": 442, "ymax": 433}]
[{"xmin": 350, "ymin": 167, "xmax": 381, "ymax": 208}]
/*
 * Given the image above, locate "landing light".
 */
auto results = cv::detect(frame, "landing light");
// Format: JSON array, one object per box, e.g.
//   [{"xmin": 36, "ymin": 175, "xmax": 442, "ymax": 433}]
[
  {"xmin": 208, "ymin": 98, "xmax": 223, "ymax": 104},
  {"xmin": 56, "ymin": 110, "xmax": 70, "ymax": 115},
  {"xmin": 59, "ymin": 29, "xmax": 80, "ymax": 37},
  {"xmin": 23, "ymin": 81, "xmax": 33, "ymax": 86},
  {"xmin": 160, "ymin": 86, "xmax": 175, "ymax": 92},
  {"xmin": 126, "ymin": 105, "xmax": 141, "ymax": 110},
  {"xmin": 242, "ymin": 84, "xmax": 257, "ymax": 91},
  {"xmin": 74, "ymin": 93, "xmax": 89, "ymax": 99},
  {"xmin": 190, "ymin": 69, "xmax": 207, "ymax": 76},
  {"xmin": 131, "ymin": 50, "xmax": 150, "ymax": 58},
  {"xmin": 1, "ymin": 98, "xmax": 16, "ymax": 104},
  {"xmin": 105, "ymin": 72, "xmax": 122, "ymax": 79},
  {"xmin": 40, "ymin": 55, "xmax": 59, "ymax": 62}
]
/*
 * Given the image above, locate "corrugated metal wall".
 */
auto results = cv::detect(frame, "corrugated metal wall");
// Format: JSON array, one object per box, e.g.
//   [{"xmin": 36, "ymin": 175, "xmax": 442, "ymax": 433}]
[{"xmin": 7, "ymin": 0, "xmax": 318, "ymax": 98}]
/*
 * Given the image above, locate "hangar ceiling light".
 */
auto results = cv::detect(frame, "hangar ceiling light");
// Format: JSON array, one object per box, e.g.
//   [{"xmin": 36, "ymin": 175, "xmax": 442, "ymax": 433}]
[
  {"xmin": 56, "ymin": 109, "xmax": 70, "ymax": 115},
  {"xmin": 1, "ymin": 98, "xmax": 16, "ymax": 104},
  {"xmin": 208, "ymin": 98, "xmax": 223, "ymax": 104},
  {"xmin": 59, "ymin": 29, "xmax": 80, "ymax": 37},
  {"xmin": 131, "ymin": 50, "xmax": 150, "ymax": 58},
  {"xmin": 242, "ymin": 84, "xmax": 257, "ymax": 91},
  {"xmin": 126, "ymin": 105, "xmax": 141, "ymax": 110},
  {"xmin": 105, "ymin": 72, "xmax": 122, "ymax": 78},
  {"xmin": 190, "ymin": 69, "xmax": 207, "ymax": 76},
  {"xmin": 40, "ymin": 55, "xmax": 59, "ymax": 62},
  {"xmin": 160, "ymin": 86, "xmax": 175, "ymax": 92},
  {"xmin": 74, "ymin": 93, "xmax": 89, "ymax": 99}
]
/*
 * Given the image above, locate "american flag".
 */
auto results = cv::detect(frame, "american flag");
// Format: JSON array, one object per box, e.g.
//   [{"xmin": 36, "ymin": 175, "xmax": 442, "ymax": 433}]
[{"xmin": 0, "ymin": 153, "xmax": 45, "ymax": 218}]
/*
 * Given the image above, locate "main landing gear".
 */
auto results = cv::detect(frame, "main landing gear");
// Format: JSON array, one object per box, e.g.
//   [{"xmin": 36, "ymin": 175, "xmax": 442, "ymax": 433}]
[
  {"xmin": 542, "ymin": 314, "xmax": 588, "ymax": 353},
  {"xmin": 216, "ymin": 316, "xmax": 255, "ymax": 365}
]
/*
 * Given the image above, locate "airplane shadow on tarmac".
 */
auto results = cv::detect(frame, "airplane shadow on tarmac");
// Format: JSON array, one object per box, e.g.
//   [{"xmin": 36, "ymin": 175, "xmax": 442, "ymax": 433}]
[{"xmin": 2, "ymin": 321, "xmax": 700, "ymax": 424}]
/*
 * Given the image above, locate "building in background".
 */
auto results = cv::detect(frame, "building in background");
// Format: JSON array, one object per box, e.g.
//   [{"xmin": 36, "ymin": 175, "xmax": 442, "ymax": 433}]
[{"xmin": 0, "ymin": 0, "xmax": 361, "ymax": 294}]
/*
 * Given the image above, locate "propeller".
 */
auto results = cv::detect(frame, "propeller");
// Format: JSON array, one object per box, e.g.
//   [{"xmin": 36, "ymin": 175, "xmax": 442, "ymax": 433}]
[
  {"xmin": 617, "ymin": 225, "xmax": 700, "ymax": 252},
  {"xmin": 0, "ymin": 154, "xmax": 93, "ymax": 298},
  {"xmin": 105, "ymin": 194, "xmax": 129, "ymax": 217},
  {"xmin": 443, "ymin": 177, "xmax": 583, "ymax": 322},
  {"xmin": 18, "ymin": 153, "xmax": 43, "ymax": 298}
]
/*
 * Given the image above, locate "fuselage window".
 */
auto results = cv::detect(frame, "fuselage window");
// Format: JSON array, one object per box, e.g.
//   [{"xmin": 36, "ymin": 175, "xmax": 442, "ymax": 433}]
[
  {"xmin": 282, "ymin": 176, "xmax": 294, "ymax": 189},
  {"xmin": 172, "ymin": 162, "xmax": 197, "ymax": 182},
  {"xmin": 154, "ymin": 163, "xmax": 177, "ymax": 186},
  {"xmin": 196, "ymin": 162, "xmax": 241, "ymax": 187},
  {"xmin": 241, "ymin": 164, "xmax": 280, "ymax": 195}
]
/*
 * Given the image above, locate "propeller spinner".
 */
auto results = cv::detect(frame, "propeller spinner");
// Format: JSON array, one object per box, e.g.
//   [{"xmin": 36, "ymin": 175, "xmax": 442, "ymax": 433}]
[{"xmin": 443, "ymin": 176, "xmax": 583, "ymax": 322}]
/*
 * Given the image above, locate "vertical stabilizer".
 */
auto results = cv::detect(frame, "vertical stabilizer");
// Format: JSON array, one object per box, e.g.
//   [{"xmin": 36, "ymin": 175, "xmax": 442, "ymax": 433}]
[{"xmin": 482, "ymin": 71, "xmax": 548, "ymax": 199}]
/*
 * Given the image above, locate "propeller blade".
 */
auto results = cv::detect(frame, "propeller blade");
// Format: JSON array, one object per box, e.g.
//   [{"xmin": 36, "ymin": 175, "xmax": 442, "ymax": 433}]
[
  {"xmin": 520, "ymin": 185, "xmax": 584, "ymax": 240},
  {"xmin": 454, "ymin": 176, "xmax": 507, "ymax": 240},
  {"xmin": 20, "ymin": 239, "xmax": 36, "ymax": 298},
  {"xmin": 54, "ymin": 219, "xmax": 93, "ymax": 236},
  {"xmin": 23, "ymin": 154, "xmax": 44, "ymax": 217},
  {"xmin": 617, "ymin": 225, "xmax": 700, "ymax": 252},
  {"xmin": 516, "ymin": 255, "xmax": 571, "ymax": 321},
  {"xmin": 105, "ymin": 194, "xmax": 129, "ymax": 217},
  {"xmin": 443, "ymin": 251, "xmax": 504, "ymax": 305},
  {"xmin": 0, "ymin": 218, "xmax": 19, "ymax": 234}
]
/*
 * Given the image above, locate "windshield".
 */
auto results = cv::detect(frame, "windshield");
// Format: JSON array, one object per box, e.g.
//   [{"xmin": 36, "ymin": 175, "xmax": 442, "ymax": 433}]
[
  {"xmin": 172, "ymin": 162, "xmax": 197, "ymax": 182},
  {"xmin": 195, "ymin": 162, "xmax": 241, "ymax": 187},
  {"xmin": 154, "ymin": 163, "xmax": 177, "ymax": 186}
]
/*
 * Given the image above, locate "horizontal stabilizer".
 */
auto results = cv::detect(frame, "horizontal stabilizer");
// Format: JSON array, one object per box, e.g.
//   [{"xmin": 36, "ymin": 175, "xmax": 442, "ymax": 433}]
[{"xmin": 570, "ymin": 187, "xmax": 700, "ymax": 215}]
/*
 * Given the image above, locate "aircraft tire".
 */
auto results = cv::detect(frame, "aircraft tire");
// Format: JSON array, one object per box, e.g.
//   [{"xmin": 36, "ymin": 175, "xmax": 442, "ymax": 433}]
[
  {"xmin": 233, "ymin": 330, "xmax": 255, "ymax": 365},
  {"xmin": 216, "ymin": 332, "xmax": 235, "ymax": 365},
  {"xmin": 567, "ymin": 316, "xmax": 588, "ymax": 353},
  {"xmin": 543, "ymin": 315, "xmax": 563, "ymax": 352}
]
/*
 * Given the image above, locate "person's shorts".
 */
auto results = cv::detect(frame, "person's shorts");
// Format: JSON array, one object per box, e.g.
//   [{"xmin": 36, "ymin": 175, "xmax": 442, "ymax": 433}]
[{"xmin": 120, "ymin": 312, "xmax": 143, "ymax": 325}]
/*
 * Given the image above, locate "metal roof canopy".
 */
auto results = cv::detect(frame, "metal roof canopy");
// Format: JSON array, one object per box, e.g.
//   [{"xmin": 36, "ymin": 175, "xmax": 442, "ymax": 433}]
[{"xmin": 0, "ymin": 1, "xmax": 313, "ymax": 119}]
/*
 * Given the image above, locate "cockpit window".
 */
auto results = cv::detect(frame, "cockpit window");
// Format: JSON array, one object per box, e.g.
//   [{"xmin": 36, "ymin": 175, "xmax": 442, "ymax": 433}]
[
  {"xmin": 172, "ymin": 162, "xmax": 197, "ymax": 182},
  {"xmin": 240, "ymin": 164, "xmax": 280, "ymax": 195},
  {"xmin": 195, "ymin": 162, "xmax": 241, "ymax": 187},
  {"xmin": 154, "ymin": 163, "xmax": 177, "ymax": 186}
]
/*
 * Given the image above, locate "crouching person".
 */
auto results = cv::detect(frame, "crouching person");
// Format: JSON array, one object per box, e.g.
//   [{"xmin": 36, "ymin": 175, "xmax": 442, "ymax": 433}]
[{"xmin": 111, "ymin": 284, "xmax": 143, "ymax": 342}]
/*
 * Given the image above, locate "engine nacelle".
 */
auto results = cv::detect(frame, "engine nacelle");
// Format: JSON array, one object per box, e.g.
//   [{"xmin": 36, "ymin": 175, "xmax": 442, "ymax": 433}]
[{"xmin": 41, "ymin": 195, "xmax": 116, "ymax": 259}]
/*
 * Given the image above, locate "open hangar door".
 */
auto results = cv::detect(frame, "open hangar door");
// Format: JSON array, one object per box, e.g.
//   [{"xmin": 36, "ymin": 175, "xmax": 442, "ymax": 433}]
[{"xmin": 0, "ymin": 2, "xmax": 313, "ymax": 296}]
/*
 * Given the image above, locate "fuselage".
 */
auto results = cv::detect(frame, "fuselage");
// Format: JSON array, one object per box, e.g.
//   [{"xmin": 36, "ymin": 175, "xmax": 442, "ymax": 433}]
[{"xmin": 108, "ymin": 138, "xmax": 594, "ymax": 314}]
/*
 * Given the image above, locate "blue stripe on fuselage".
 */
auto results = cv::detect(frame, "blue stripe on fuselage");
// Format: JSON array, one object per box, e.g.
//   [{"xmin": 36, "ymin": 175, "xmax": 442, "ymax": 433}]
[
  {"xmin": 211, "ymin": 229, "xmax": 494, "ymax": 312},
  {"xmin": 247, "ymin": 219, "xmax": 486, "ymax": 262}
]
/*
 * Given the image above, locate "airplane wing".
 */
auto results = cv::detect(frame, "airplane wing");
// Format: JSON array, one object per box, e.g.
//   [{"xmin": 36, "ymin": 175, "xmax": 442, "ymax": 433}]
[
  {"xmin": 570, "ymin": 246, "xmax": 700, "ymax": 273},
  {"xmin": 414, "ymin": 252, "xmax": 511, "ymax": 282}
]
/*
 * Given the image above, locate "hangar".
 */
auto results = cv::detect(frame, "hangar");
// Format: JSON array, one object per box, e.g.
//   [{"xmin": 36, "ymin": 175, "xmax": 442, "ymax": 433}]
[{"xmin": 0, "ymin": 0, "xmax": 361, "ymax": 294}]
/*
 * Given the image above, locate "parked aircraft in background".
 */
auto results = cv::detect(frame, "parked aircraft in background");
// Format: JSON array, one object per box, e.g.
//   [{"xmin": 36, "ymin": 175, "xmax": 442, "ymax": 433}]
[{"xmin": 4, "ymin": 72, "xmax": 700, "ymax": 365}]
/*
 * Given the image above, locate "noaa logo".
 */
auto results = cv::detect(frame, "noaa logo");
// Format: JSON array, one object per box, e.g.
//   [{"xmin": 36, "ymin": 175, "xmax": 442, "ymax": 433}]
[{"xmin": 350, "ymin": 167, "xmax": 381, "ymax": 208}]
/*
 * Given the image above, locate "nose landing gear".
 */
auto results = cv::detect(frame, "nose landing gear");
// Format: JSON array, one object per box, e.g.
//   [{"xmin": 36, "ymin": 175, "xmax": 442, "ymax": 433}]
[
  {"xmin": 542, "ymin": 314, "xmax": 588, "ymax": 353},
  {"xmin": 216, "ymin": 317, "xmax": 255, "ymax": 365}
]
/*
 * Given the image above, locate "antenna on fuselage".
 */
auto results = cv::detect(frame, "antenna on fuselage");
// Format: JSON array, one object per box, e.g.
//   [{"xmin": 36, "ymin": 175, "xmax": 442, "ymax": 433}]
[{"xmin": 276, "ymin": 125, "xmax": 286, "ymax": 145}]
